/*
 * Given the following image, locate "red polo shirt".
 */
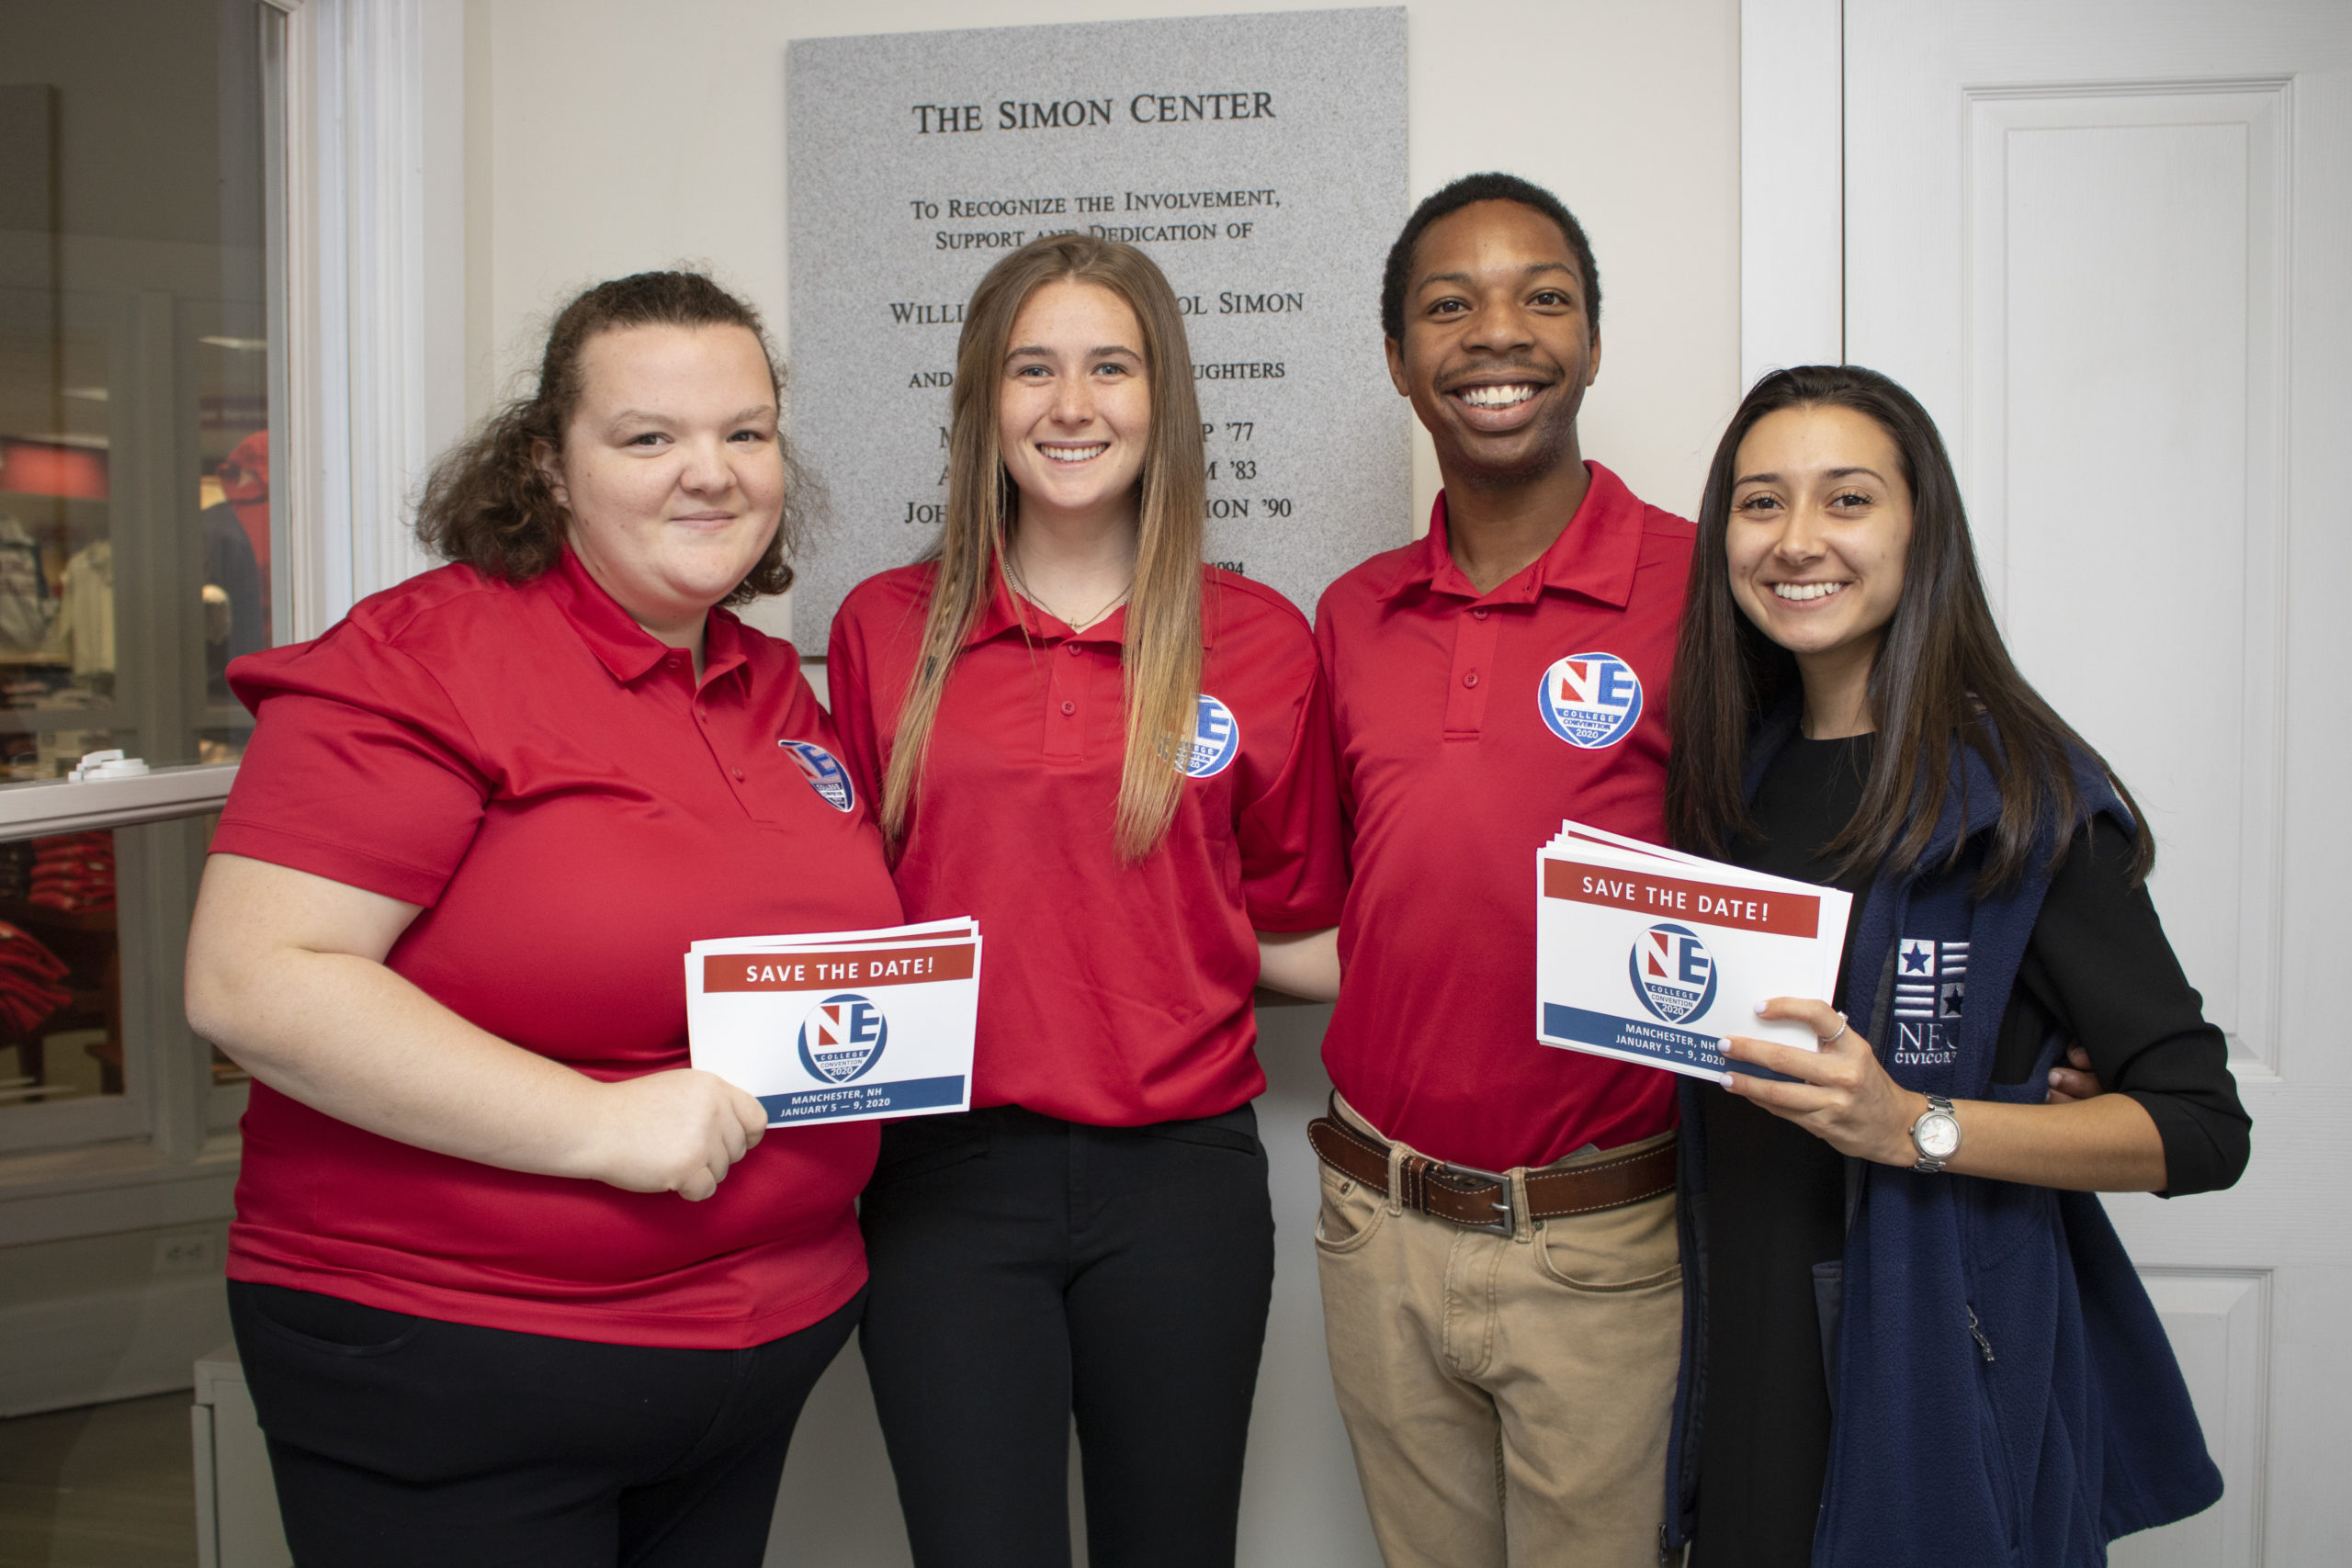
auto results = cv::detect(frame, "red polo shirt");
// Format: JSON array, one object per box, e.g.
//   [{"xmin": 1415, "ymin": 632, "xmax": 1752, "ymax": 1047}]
[
  {"xmin": 1316, "ymin": 463, "xmax": 1694, "ymax": 1171},
  {"xmin": 212, "ymin": 548, "xmax": 904, "ymax": 1348},
  {"xmin": 827, "ymin": 565, "xmax": 1345, "ymax": 1126}
]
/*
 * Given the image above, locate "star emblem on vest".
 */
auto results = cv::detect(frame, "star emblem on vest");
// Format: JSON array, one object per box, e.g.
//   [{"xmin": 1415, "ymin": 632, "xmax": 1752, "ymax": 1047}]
[
  {"xmin": 1894, "ymin": 939, "xmax": 1968, "ymax": 1018},
  {"xmin": 1893, "ymin": 938, "xmax": 1967, "ymax": 1067},
  {"xmin": 1537, "ymin": 652, "xmax": 1643, "ymax": 749}
]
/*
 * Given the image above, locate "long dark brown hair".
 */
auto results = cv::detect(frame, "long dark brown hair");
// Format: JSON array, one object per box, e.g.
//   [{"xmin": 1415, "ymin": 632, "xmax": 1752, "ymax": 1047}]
[
  {"xmin": 881, "ymin": 233, "xmax": 1207, "ymax": 863},
  {"xmin": 414, "ymin": 270, "xmax": 807, "ymax": 604},
  {"xmin": 1666, "ymin": 364, "xmax": 2151, "ymax": 893}
]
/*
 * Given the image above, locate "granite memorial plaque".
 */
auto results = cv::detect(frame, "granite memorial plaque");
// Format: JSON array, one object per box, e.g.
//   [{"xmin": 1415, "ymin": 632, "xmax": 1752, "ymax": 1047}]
[{"xmin": 785, "ymin": 7, "xmax": 1409, "ymax": 642}]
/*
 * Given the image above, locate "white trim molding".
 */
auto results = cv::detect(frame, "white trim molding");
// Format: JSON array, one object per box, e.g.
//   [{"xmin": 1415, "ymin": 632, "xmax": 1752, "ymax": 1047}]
[
  {"xmin": 0, "ymin": 766, "xmax": 238, "ymax": 841},
  {"xmin": 1740, "ymin": 0, "xmax": 1845, "ymax": 389}
]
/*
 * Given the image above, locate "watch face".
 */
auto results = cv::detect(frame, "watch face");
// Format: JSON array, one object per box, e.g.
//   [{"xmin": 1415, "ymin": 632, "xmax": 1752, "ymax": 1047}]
[{"xmin": 1917, "ymin": 1113, "xmax": 1962, "ymax": 1160}]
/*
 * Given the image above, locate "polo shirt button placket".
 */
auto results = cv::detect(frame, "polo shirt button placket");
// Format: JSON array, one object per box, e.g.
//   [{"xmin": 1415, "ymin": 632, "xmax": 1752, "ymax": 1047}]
[
  {"xmin": 1044, "ymin": 641, "xmax": 1084, "ymax": 761},
  {"xmin": 1444, "ymin": 602, "xmax": 1503, "ymax": 737}
]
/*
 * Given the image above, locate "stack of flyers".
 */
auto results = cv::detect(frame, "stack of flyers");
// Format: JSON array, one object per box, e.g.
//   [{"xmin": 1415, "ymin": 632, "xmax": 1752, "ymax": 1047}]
[
  {"xmin": 686, "ymin": 918, "xmax": 981, "ymax": 1127},
  {"xmin": 1535, "ymin": 822, "xmax": 1852, "ymax": 1084}
]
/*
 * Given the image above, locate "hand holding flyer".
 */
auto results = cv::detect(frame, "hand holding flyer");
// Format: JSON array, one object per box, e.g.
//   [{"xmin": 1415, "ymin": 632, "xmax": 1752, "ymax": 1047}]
[
  {"xmin": 1536, "ymin": 824, "xmax": 1851, "ymax": 1084},
  {"xmin": 686, "ymin": 919, "xmax": 981, "ymax": 1127}
]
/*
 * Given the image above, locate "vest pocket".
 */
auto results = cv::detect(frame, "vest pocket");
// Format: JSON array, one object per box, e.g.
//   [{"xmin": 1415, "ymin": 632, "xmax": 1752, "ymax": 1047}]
[{"xmin": 1969, "ymin": 1302, "xmax": 2027, "ymax": 1556}]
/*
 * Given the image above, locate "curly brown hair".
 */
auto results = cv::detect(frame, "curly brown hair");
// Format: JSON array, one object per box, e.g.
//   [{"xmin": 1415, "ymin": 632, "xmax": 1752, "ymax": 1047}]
[{"xmin": 415, "ymin": 271, "xmax": 808, "ymax": 604}]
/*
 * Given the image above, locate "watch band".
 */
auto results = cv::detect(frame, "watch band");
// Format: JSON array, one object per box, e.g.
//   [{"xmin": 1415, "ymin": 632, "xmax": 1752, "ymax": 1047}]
[{"xmin": 1911, "ymin": 1093, "xmax": 1960, "ymax": 1173}]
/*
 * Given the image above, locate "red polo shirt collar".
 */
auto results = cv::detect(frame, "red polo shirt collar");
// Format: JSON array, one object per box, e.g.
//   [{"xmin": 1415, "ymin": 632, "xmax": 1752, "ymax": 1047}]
[
  {"xmin": 959, "ymin": 560, "xmax": 1222, "ymax": 650},
  {"xmin": 544, "ymin": 545, "xmax": 751, "ymax": 689},
  {"xmin": 1378, "ymin": 461, "xmax": 1646, "ymax": 611}
]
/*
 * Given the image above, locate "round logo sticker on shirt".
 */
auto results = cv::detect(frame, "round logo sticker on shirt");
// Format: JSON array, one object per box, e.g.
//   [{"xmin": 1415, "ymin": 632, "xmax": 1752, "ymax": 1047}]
[
  {"xmin": 797, "ymin": 992, "xmax": 888, "ymax": 1084},
  {"xmin": 1183, "ymin": 694, "xmax": 1242, "ymax": 778},
  {"xmin": 778, "ymin": 739, "xmax": 855, "ymax": 811},
  {"xmin": 1630, "ymin": 923, "xmax": 1717, "ymax": 1026},
  {"xmin": 1537, "ymin": 651, "xmax": 1644, "ymax": 749}
]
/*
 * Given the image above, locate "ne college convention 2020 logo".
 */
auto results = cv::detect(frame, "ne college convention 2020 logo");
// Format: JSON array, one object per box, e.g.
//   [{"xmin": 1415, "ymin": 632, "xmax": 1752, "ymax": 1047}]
[
  {"xmin": 1538, "ymin": 652, "xmax": 1643, "ymax": 749},
  {"xmin": 1630, "ymin": 922, "xmax": 1716, "ymax": 1026},
  {"xmin": 1183, "ymin": 694, "xmax": 1242, "ymax": 778},
  {"xmin": 798, "ymin": 993, "xmax": 888, "ymax": 1084},
  {"xmin": 779, "ymin": 739, "xmax": 856, "ymax": 811}
]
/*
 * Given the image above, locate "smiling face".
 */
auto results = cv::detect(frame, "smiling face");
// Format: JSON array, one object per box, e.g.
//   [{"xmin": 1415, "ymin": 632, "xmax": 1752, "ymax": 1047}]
[
  {"xmin": 1726, "ymin": 402, "xmax": 1916, "ymax": 683},
  {"xmin": 1385, "ymin": 199, "xmax": 1601, "ymax": 487},
  {"xmin": 544, "ymin": 322, "xmax": 784, "ymax": 643},
  {"xmin": 996, "ymin": 279, "xmax": 1151, "ymax": 532}
]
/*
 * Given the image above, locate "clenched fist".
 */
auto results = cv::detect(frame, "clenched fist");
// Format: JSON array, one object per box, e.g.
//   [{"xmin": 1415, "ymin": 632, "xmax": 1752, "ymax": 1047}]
[{"xmin": 576, "ymin": 1068, "xmax": 770, "ymax": 1201}]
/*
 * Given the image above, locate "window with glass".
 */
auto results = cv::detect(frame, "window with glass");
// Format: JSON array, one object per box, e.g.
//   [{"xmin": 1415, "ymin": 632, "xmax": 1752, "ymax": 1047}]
[{"xmin": 0, "ymin": 0, "xmax": 286, "ymax": 1149}]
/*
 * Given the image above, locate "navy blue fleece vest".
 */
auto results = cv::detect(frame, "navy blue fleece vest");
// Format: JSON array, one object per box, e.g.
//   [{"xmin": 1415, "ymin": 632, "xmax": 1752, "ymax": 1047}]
[{"xmin": 1667, "ymin": 716, "xmax": 2222, "ymax": 1567}]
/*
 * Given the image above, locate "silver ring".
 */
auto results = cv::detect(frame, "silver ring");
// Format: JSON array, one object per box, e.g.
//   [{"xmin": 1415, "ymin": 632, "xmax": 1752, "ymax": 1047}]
[{"xmin": 1819, "ymin": 1012, "xmax": 1849, "ymax": 1046}]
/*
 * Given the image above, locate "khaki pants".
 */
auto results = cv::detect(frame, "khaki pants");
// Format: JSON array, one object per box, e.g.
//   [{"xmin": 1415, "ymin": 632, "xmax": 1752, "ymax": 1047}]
[{"xmin": 1314, "ymin": 1098, "xmax": 1681, "ymax": 1568}]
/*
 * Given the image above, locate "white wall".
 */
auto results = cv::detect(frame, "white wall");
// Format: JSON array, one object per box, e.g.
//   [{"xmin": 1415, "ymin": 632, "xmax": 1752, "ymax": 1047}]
[
  {"xmin": 470, "ymin": 4, "xmax": 1737, "ymax": 1562},
  {"xmin": 471, "ymin": 0, "xmax": 1741, "ymax": 562}
]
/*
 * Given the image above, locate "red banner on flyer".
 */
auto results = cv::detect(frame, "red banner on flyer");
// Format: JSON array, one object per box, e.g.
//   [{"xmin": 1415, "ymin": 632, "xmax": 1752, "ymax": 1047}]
[
  {"xmin": 704, "ymin": 942, "xmax": 977, "ymax": 992},
  {"xmin": 1542, "ymin": 860, "xmax": 1819, "ymax": 937}
]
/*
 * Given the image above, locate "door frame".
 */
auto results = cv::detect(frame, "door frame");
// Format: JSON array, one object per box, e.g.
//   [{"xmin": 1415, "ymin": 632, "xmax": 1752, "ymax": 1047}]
[{"xmin": 1740, "ymin": 0, "xmax": 1845, "ymax": 387}]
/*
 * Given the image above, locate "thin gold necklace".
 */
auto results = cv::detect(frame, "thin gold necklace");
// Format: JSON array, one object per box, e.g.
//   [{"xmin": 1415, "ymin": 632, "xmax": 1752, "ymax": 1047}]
[{"xmin": 1004, "ymin": 552, "xmax": 1133, "ymax": 633}]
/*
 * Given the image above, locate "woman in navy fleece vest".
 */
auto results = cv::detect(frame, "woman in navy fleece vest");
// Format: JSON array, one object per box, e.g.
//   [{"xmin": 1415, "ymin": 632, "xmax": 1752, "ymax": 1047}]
[{"xmin": 1659, "ymin": 365, "xmax": 2249, "ymax": 1568}]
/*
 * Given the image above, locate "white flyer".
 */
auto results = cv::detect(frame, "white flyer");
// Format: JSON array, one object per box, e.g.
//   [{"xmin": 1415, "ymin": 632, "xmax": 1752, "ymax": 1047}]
[
  {"xmin": 1536, "ymin": 825, "xmax": 1851, "ymax": 1085},
  {"xmin": 686, "ymin": 919, "xmax": 980, "ymax": 1127}
]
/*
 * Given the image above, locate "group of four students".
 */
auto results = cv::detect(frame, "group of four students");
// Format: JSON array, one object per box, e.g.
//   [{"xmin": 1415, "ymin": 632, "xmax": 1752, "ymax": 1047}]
[{"xmin": 184, "ymin": 172, "xmax": 2247, "ymax": 1568}]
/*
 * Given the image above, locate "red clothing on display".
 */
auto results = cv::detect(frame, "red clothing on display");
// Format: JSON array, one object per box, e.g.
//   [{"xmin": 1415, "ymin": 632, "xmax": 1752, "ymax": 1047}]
[
  {"xmin": 1316, "ymin": 465, "xmax": 1694, "ymax": 1172},
  {"xmin": 213, "ymin": 549, "xmax": 904, "ymax": 1348},
  {"xmin": 0, "ymin": 920, "xmax": 71, "ymax": 1034},
  {"xmin": 827, "ymin": 565, "xmax": 1346, "ymax": 1128},
  {"xmin": 27, "ymin": 831, "xmax": 115, "ymax": 914}
]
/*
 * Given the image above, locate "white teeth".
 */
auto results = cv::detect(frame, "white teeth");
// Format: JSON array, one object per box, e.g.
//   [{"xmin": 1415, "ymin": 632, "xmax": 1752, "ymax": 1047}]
[
  {"xmin": 1042, "ymin": 444, "xmax": 1107, "ymax": 463},
  {"xmin": 1773, "ymin": 581, "xmax": 1847, "ymax": 602},
  {"xmin": 1459, "ymin": 384, "xmax": 1536, "ymax": 408}
]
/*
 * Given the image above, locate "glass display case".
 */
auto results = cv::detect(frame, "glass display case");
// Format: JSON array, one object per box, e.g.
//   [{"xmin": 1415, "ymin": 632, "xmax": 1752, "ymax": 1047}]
[{"xmin": 0, "ymin": 0, "xmax": 281, "ymax": 1150}]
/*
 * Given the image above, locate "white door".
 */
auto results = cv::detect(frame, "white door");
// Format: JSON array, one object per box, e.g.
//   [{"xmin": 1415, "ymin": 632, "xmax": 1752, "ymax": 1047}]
[{"xmin": 1741, "ymin": 2, "xmax": 2352, "ymax": 1562}]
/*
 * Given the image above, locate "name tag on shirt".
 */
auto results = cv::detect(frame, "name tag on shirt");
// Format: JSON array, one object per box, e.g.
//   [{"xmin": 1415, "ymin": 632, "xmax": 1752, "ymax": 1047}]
[
  {"xmin": 1535, "ymin": 823, "xmax": 1850, "ymax": 1084},
  {"xmin": 686, "ymin": 918, "xmax": 980, "ymax": 1126}
]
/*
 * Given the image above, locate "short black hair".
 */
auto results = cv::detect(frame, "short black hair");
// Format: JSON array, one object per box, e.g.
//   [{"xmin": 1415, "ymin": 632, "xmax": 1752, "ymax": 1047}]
[{"xmin": 1380, "ymin": 173, "xmax": 1600, "ymax": 344}]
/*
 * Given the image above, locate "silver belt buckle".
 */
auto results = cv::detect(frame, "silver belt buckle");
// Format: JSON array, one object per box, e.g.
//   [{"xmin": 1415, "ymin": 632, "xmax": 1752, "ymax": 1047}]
[{"xmin": 1432, "ymin": 1158, "xmax": 1515, "ymax": 1236}]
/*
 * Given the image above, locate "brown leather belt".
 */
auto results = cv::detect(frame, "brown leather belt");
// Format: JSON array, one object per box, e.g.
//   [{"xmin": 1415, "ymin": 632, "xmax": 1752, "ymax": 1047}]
[{"xmin": 1307, "ymin": 1102, "xmax": 1676, "ymax": 1235}]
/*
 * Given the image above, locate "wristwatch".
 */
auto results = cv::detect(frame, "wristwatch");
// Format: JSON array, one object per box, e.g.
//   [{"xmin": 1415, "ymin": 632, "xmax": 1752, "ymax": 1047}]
[{"xmin": 1910, "ymin": 1094, "xmax": 1962, "ymax": 1173}]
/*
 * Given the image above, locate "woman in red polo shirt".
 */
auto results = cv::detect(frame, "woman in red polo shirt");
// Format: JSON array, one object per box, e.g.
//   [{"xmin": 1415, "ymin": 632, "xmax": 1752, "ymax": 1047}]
[
  {"xmin": 826, "ymin": 233, "xmax": 1346, "ymax": 1567},
  {"xmin": 182, "ymin": 272, "xmax": 903, "ymax": 1567}
]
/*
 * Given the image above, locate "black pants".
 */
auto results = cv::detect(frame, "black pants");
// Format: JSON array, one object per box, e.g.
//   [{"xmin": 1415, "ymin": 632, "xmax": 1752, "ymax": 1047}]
[
  {"xmin": 858, "ymin": 1103, "xmax": 1277, "ymax": 1568},
  {"xmin": 228, "ymin": 1280, "xmax": 862, "ymax": 1568}
]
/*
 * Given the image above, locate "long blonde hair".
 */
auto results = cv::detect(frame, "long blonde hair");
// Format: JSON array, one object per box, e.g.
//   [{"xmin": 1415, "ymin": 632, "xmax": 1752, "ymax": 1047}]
[{"xmin": 880, "ymin": 233, "xmax": 1207, "ymax": 863}]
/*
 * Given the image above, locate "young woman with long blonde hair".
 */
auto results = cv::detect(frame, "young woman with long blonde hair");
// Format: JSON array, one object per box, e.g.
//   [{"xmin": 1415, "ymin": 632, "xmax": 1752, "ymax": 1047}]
[{"xmin": 826, "ymin": 233, "xmax": 1345, "ymax": 1568}]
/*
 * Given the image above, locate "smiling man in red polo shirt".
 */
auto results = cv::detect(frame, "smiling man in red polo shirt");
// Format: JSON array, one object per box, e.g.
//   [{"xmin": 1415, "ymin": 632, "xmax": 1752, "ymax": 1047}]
[{"xmin": 1306, "ymin": 174, "xmax": 1694, "ymax": 1567}]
